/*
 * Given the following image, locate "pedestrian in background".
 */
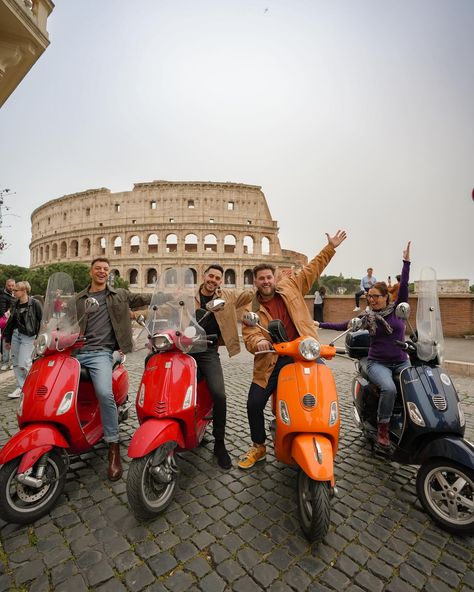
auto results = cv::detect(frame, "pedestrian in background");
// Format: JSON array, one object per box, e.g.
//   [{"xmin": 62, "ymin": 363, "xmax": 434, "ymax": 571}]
[
  {"xmin": 354, "ymin": 267, "xmax": 376, "ymax": 311},
  {"xmin": 0, "ymin": 278, "xmax": 16, "ymax": 371},
  {"xmin": 313, "ymin": 285, "xmax": 326, "ymax": 323},
  {"xmin": 3, "ymin": 281, "xmax": 42, "ymax": 398}
]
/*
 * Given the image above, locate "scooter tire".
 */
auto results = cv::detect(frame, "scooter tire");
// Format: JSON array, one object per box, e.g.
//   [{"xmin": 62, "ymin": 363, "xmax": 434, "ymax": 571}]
[
  {"xmin": 0, "ymin": 451, "xmax": 67, "ymax": 525},
  {"xmin": 127, "ymin": 451, "xmax": 178, "ymax": 521},
  {"xmin": 416, "ymin": 459, "xmax": 474, "ymax": 535},
  {"xmin": 297, "ymin": 469, "xmax": 331, "ymax": 543}
]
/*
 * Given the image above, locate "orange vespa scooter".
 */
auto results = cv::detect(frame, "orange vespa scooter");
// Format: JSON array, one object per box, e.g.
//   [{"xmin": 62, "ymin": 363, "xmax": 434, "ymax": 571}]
[{"xmin": 243, "ymin": 312, "xmax": 339, "ymax": 543}]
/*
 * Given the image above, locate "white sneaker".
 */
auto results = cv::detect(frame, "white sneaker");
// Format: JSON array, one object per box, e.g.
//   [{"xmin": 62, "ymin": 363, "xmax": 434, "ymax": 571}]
[
  {"xmin": 8, "ymin": 387, "xmax": 21, "ymax": 399},
  {"xmin": 353, "ymin": 306, "xmax": 361, "ymax": 312},
  {"xmin": 0, "ymin": 364, "xmax": 8, "ymax": 371}
]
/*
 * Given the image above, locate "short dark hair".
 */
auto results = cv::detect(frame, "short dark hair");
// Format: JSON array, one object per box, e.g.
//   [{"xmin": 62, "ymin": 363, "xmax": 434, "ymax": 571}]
[
  {"xmin": 396, "ymin": 275, "xmax": 401, "ymax": 282},
  {"xmin": 204, "ymin": 264, "xmax": 224, "ymax": 275},
  {"xmin": 90, "ymin": 257, "xmax": 111, "ymax": 268},
  {"xmin": 253, "ymin": 263, "xmax": 276, "ymax": 278}
]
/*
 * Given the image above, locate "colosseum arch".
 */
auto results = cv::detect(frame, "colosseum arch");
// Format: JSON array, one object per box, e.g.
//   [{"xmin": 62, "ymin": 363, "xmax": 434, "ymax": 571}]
[
  {"xmin": 60, "ymin": 241, "xmax": 67, "ymax": 258},
  {"xmin": 244, "ymin": 269, "xmax": 253, "ymax": 287},
  {"xmin": 189, "ymin": 268, "xmax": 197, "ymax": 285},
  {"xmin": 29, "ymin": 181, "xmax": 306, "ymax": 291},
  {"xmin": 130, "ymin": 235, "xmax": 140, "ymax": 254},
  {"xmin": 70, "ymin": 240, "xmax": 79, "ymax": 257},
  {"xmin": 243, "ymin": 235, "xmax": 254, "ymax": 255},
  {"xmin": 262, "ymin": 236, "xmax": 270, "ymax": 255},
  {"xmin": 224, "ymin": 269, "xmax": 236, "ymax": 287},
  {"xmin": 224, "ymin": 234, "xmax": 236, "ymax": 254},
  {"xmin": 52, "ymin": 243, "xmax": 58, "ymax": 259},
  {"xmin": 204, "ymin": 234, "xmax": 217, "ymax": 252},
  {"xmin": 113, "ymin": 236, "xmax": 122, "ymax": 255},
  {"xmin": 146, "ymin": 268, "xmax": 157, "ymax": 286},
  {"xmin": 166, "ymin": 234, "xmax": 178, "ymax": 253},
  {"xmin": 129, "ymin": 268, "xmax": 138, "ymax": 285},
  {"xmin": 147, "ymin": 234, "xmax": 158, "ymax": 254},
  {"xmin": 184, "ymin": 233, "xmax": 198, "ymax": 253}
]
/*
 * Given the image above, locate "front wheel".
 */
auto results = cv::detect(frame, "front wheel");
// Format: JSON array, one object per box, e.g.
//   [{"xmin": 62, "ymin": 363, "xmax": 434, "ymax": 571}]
[
  {"xmin": 127, "ymin": 446, "xmax": 178, "ymax": 521},
  {"xmin": 0, "ymin": 451, "xmax": 67, "ymax": 525},
  {"xmin": 416, "ymin": 459, "xmax": 474, "ymax": 535},
  {"xmin": 297, "ymin": 469, "xmax": 331, "ymax": 543}
]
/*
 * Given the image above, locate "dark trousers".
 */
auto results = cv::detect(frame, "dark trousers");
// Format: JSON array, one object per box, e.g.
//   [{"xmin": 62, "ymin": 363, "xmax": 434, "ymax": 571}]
[
  {"xmin": 313, "ymin": 303, "xmax": 324, "ymax": 323},
  {"xmin": 191, "ymin": 347, "xmax": 226, "ymax": 441},
  {"xmin": 247, "ymin": 356, "xmax": 294, "ymax": 445},
  {"xmin": 354, "ymin": 290, "xmax": 366, "ymax": 307}
]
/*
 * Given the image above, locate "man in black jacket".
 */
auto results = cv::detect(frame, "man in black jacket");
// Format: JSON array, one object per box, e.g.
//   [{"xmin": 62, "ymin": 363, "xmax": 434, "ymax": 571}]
[{"xmin": 0, "ymin": 279, "xmax": 16, "ymax": 371}]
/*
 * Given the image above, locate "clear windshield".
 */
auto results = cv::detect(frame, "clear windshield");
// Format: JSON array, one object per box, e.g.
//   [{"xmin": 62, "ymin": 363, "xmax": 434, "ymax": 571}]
[
  {"xmin": 39, "ymin": 272, "xmax": 80, "ymax": 348},
  {"xmin": 416, "ymin": 267, "xmax": 445, "ymax": 363},
  {"xmin": 136, "ymin": 267, "xmax": 207, "ymax": 354}
]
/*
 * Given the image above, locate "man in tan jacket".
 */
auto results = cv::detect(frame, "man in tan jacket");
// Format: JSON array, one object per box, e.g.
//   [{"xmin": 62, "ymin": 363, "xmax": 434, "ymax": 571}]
[
  {"xmin": 193, "ymin": 264, "xmax": 254, "ymax": 469},
  {"xmin": 238, "ymin": 230, "xmax": 347, "ymax": 469}
]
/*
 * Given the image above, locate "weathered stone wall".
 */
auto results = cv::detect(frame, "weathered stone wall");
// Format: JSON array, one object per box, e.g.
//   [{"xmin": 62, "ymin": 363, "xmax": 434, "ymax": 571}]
[{"xmin": 30, "ymin": 181, "xmax": 307, "ymax": 290}]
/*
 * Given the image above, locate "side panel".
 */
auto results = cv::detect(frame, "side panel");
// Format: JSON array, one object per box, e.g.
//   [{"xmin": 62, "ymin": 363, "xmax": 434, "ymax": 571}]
[
  {"xmin": 0, "ymin": 424, "xmax": 69, "ymax": 466},
  {"xmin": 127, "ymin": 419, "xmax": 185, "ymax": 458},
  {"xmin": 274, "ymin": 361, "xmax": 339, "ymax": 465},
  {"xmin": 414, "ymin": 436, "xmax": 474, "ymax": 469}
]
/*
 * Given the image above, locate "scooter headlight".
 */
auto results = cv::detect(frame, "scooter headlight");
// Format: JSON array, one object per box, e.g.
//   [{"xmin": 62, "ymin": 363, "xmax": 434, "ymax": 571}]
[
  {"xmin": 458, "ymin": 402, "xmax": 466, "ymax": 428},
  {"xmin": 57, "ymin": 391, "xmax": 74, "ymax": 415},
  {"xmin": 151, "ymin": 334, "xmax": 173, "ymax": 351},
  {"xmin": 35, "ymin": 333, "xmax": 49, "ymax": 356},
  {"xmin": 407, "ymin": 402, "xmax": 425, "ymax": 427},
  {"xmin": 298, "ymin": 338, "xmax": 320, "ymax": 361}
]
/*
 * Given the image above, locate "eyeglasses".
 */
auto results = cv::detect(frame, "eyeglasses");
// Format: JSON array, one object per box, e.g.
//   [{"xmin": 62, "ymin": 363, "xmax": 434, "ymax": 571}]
[
  {"xmin": 367, "ymin": 294, "xmax": 384, "ymax": 300},
  {"xmin": 13, "ymin": 288, "xmax": 23, "ymax": 292}
]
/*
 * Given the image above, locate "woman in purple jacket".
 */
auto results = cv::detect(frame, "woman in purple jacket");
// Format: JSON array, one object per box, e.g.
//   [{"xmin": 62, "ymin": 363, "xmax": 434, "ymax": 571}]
[{"xmin": 316, "ymin": 242, "xmax": 411, "ymax": 447}]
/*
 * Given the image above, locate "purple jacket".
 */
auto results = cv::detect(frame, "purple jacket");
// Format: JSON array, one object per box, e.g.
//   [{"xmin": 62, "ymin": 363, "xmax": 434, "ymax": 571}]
[{"xmin": 321, "ymin": 260, "xmax": 410, "ymax": 363}]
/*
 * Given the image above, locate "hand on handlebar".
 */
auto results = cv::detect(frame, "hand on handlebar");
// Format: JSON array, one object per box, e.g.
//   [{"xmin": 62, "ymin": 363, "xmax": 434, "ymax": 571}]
[{"xmin": 257, "ymin": 339, "xmax": 273, "ymax": 352}]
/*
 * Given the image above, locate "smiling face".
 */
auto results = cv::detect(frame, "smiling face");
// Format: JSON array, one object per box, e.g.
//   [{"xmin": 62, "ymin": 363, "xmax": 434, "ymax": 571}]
[
  {"xmin": 90, "ymin": 260, "xmax": 110, "ymax": 291},
  {"xmin": 254, "ymin": 268, "xmax": 276, "ymax": 300},
  {"xmin": 201, "ymin": 267, "xmax": 223, "ymax": 296},
  {"xmin": 367, "ymin": 286, "xmax": 389, "ymax": 310}
]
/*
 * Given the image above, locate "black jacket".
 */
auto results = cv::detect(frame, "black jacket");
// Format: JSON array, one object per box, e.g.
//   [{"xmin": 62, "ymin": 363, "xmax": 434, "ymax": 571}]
[
  {"xmin": 3, "ymin": 298, "xmax": 43, "ymax": 341},
  {"xmin": 0, "ymin": 290, "xmax": 15, "ymax": 317}
]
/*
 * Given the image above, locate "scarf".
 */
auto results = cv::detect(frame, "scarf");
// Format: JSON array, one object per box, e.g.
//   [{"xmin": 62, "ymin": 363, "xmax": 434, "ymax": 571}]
[{"xmin": 360, "ymin": 303, "xmax": 395, "ymax": 336}]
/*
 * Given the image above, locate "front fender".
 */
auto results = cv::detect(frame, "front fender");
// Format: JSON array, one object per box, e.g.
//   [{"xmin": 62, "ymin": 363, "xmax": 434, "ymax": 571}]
[
  {"xmin": 127, "ymin": 419, "xmax": 185, "ymax": 458},
  {"xmin": 0, "ymin": 424, "xmax": 69, "ymax": 469},
  {"xmin": 291, "ymin": 434, "xmax": 335, "ymax": 485},
  {"xmin": 414, "ymin": 435, "xmax": 474, "ymax": 470}
]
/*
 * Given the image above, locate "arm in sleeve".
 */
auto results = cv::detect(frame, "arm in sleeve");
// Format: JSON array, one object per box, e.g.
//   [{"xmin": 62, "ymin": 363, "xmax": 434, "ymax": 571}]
[
  {"xmin": 288, "ymin": 244, "xmax": 336, "ymax": 296},
  {"xmin": 395, "ymin": 260, "xmax": 411, "ymax": 304},
  {"xmin": 127, "ymin": 291, "xmax": 152, "ymax": 309},
  {"xmin": 320, "ymin": 321, "xmax": 350, "ymax": 331},
  {"xmin": 242, "ymin": 323, "xmax": 269, "ymax": 354}
]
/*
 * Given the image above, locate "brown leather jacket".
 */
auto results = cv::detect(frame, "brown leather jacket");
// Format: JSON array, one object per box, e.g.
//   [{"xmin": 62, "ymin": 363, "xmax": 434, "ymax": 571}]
[
  {"xmin": 194, "ymin": 286, "xmax": 254, "ymax": 357},
  {"xmin": 243, "ymin": 243, "xmax": 336, "ymax": 387}
]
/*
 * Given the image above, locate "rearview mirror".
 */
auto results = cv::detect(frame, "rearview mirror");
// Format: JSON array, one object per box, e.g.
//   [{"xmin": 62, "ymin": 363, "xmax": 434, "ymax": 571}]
[
  {"xmin": 206, "ymin": 298, "xmax": 225, "ymax": 313},
  {"xmin": 349, "ymin": 317, "xmax": 363, "ymax": 331},
  {"xmin": 396, "ymin": 302, "xmax": 410, "ymax": 320},
  {"xmin": 84, "ymin": 297, "xmax": 99, "ymax": 314}
]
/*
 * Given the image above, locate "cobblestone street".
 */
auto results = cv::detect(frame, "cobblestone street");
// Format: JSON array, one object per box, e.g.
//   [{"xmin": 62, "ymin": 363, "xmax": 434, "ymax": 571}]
[{"xmin": 0, "ymin": 349, "xmax": 473, "ymax": 592}]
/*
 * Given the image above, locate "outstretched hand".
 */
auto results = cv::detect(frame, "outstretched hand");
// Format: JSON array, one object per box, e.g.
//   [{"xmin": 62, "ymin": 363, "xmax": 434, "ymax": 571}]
[
  {"xmin": 326, "ymin": 230, "xmax": 347, "ymax": 249},
  {"xmin": 403, "ymin": 241, "xmax": 411, "ymax": 262}
]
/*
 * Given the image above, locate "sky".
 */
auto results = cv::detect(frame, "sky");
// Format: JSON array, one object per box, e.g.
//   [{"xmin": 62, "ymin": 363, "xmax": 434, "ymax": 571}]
[{"xmin": 1, "ymin": 0, "xmax": 473, "ymax": 284}]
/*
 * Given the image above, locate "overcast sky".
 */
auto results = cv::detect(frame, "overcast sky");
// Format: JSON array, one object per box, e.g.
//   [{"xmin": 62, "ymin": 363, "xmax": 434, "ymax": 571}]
[{"xmin": 1, "ymin": 0, "xmax": 473, "ymax": 284}]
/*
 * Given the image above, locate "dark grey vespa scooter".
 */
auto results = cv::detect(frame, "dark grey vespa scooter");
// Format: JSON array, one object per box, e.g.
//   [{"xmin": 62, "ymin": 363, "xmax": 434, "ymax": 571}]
[{"xmin": 340, "ymin": 268, "xmax": 474, "ymax": 535}]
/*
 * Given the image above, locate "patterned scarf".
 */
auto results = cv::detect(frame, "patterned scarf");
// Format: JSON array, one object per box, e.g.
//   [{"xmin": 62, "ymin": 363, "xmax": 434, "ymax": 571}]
[{"xmin": 360, "ymin": 303, "xmax": 396, "ymax": 336}]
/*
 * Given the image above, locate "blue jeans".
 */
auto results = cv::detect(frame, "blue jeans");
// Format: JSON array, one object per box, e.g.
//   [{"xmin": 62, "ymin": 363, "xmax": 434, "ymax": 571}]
[
  {"xmin": 74, "ymin": 350, "xmax": 119, "ymax": 443},
  {"xmin": 10, "ymin": 329, "xmax": 35, "ymax": 388},
  {"xmin": 366, "ymin": 359, "xmax": 411, "ymax": 423}
]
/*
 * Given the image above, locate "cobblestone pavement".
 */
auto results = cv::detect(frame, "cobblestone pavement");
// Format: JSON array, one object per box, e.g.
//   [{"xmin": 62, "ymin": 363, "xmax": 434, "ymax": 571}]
[{"xmin": 0, "ymin": 349, "xmax": 473, "ymax": 592}]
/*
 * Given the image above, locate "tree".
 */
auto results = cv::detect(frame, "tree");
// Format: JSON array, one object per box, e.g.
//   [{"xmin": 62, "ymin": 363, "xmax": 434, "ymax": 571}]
[{"xmin": 25, "ymin": 263, "xmax": 90, "ymax": 294}]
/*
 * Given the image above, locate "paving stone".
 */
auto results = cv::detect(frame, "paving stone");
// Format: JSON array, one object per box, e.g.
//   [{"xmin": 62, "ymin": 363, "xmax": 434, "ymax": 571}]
[
  {"xmin": 124, "ymin": 563, "xmax": 156, "ymax": 592},
  {"xmin": 84, "ymin": 559, "xmax": 115, "ymax": 587},
  {"xmin": 185, "ymin": 555, "xmax": 212, "ymax": 577},
  {"xmin": 198, "ymin": 570, "xmax": 227, "ymax": 592},
  {"xmin": 55, "ymin": 574, "xmax": 88, "ymax": 592},
  {"xmin": 13, "ymin": 558, "xmax": 44, "ymax": 585},
  {"xmin": 320, "ymin": 567, "xmax": 351, "ymax": 590},
  {"xmin": 148, "ymin": 551, "xmax": 178, "ymax": 577}
]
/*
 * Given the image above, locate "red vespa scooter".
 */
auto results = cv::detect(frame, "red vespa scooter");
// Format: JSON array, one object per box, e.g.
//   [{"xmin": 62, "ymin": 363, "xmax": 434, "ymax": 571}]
[
  {"xmin": 0, "ymin": 272, "xmax": 130, "ymax": 524},
  {"xmin": 126, "ymin": 267, "xmax": 223, "ymax": 520}
]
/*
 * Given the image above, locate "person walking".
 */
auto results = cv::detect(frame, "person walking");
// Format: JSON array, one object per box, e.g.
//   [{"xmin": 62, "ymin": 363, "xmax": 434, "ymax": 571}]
[
  {"xmin": 3, "ymin": 281, "xmax": 42, "ymax": 398},
  {"xmin": 0, "ymin": 278, "xmax": 16, "ymax": 371}
]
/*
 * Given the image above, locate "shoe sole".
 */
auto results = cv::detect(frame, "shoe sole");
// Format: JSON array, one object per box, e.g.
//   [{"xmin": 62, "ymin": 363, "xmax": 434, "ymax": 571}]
[{"xmin": 237, "ymin": 455, "xmax": 266, "ymax": 470}]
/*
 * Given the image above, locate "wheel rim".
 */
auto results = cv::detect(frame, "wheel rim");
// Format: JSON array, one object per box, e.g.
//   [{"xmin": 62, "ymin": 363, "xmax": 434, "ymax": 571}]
[
  {"xmin": 6, "ymin": 458, "xmax": 61, "ymax": 515},
  {"xmin": 141, "ymin": 453, "xmax": 177, "ymax": 510},
  {"xmin": 298, "ymin": 471, "xmax": 313, "ymax": 529},
  {"xmin": 423, "ymin": 464, "xmax": 474, "ymax": 526}
]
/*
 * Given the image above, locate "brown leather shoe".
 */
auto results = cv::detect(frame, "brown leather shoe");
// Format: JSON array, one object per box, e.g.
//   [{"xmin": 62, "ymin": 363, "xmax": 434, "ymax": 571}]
[{"xmin": 108, "ymin": 442, "xmax": 123, "ymax": 481}]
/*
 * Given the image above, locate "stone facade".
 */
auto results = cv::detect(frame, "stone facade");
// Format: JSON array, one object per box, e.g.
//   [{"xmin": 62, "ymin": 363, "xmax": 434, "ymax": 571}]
[{"xmin": 30, "ymin": 180, "xmax": 307, "ymax": 290}]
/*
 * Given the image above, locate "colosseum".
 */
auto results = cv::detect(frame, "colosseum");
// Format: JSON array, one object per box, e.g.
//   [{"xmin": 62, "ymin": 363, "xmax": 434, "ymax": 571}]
[{"xmin": 30, "ymin": 181, "xmax": 307, "ymax": 291}]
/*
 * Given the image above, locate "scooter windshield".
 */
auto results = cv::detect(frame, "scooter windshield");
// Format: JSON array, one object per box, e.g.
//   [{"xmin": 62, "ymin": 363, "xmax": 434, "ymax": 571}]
[
  {"xmin": 140, "ymin": 267, "xmax": 208, "ymax": 354},
  {"xmin": 416, "ymin": 267, "xmax": 445, "ymax": 363},
  {"xmin": 39, "ymin": 272, "xmax": 80, "ymax": 350}
]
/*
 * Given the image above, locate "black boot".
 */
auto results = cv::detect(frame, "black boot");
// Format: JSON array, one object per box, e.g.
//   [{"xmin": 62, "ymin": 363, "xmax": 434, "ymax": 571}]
[{"xmin": 214, "ymin": 439, "xmax": 232, "ymax": 469}]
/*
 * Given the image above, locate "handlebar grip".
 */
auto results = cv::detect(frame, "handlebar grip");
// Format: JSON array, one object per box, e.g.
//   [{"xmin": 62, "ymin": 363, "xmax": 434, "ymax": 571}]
[
  {"xmin": 206, "ymin": 334, "xmax": 219, "ymax": 346},
  {"xmin": 395, "ymin": 340, "xmax": 408, "ymax": 350},
  {"xmin": 335, "ymin": 348, "xmax": 346, "ymax": 355}
]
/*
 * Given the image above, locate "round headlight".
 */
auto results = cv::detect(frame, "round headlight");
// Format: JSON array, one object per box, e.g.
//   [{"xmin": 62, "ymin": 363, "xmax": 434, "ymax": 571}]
[
  {"xmin": 36, "ymin": 333, "xmax": 49, "ymax": 356},
  {"xmin": 298, "ymin": 338, "xmax": 321, "ymax": 361},
  {"xmin": 152, "ymin": 334, "xmax": 173, "ymax": 351}
]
